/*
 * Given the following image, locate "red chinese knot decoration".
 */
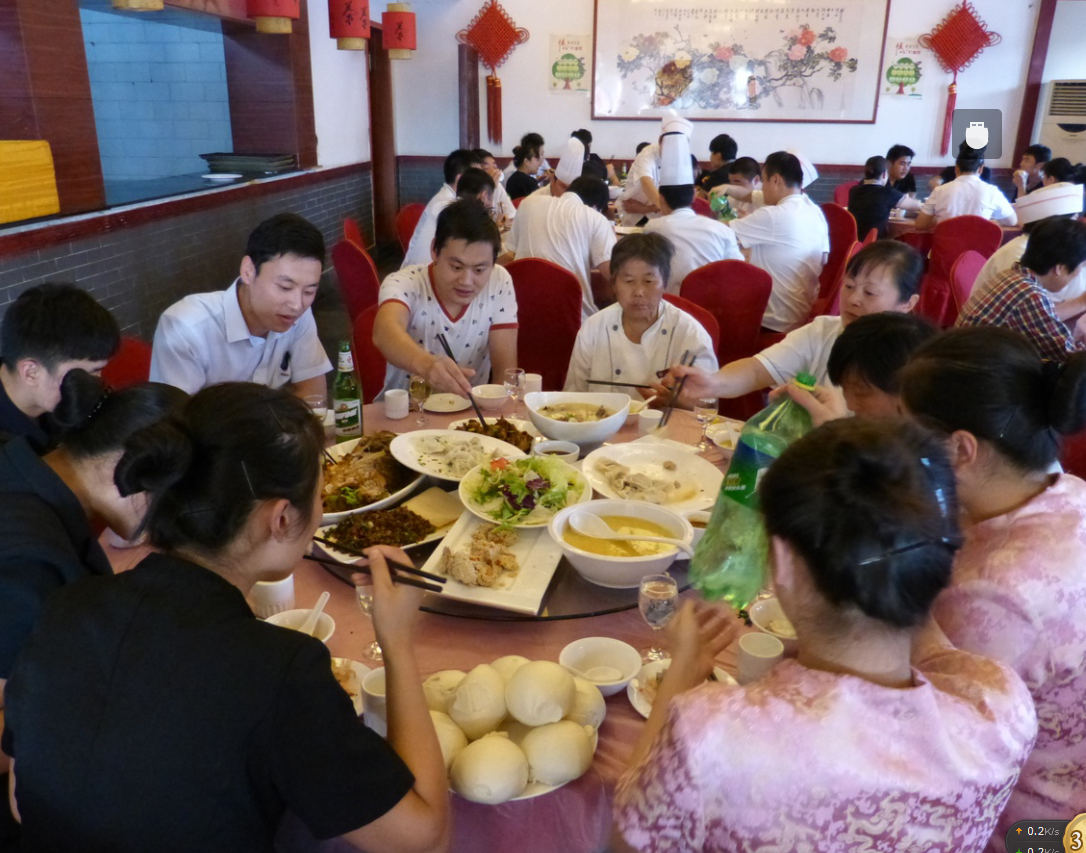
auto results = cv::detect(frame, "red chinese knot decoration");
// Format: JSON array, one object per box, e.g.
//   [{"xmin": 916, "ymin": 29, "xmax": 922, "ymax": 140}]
[
  {"xmin": 246, "ymin": 0, "xmax": 299, "ymax": 33},
  {"xmin": 329, "ymin": 0, "xmax": 370, "ymax": 51},
  {"xmin": 457, "ymin": 1, "xmax": 529, "ymax": 147},
  {"xmin": 918, "ymin": 2, "xmax": 1001, "ymax": 155},
  {"xmin": 383, "ymin": 3, "xmax": 417, "ymax": 60}
]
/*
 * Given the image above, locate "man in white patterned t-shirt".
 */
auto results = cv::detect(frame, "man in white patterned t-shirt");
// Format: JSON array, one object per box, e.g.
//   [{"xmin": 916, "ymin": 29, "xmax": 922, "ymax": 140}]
[{"xmin": 375, "ymin": 199, "xmax": 518, "ymax": 397}]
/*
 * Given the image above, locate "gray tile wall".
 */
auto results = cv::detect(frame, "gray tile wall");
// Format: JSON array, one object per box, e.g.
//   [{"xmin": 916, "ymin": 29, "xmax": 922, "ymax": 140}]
[{"xmin": 396, "ymin": 158, "xmax": 445, "ymax": 206}]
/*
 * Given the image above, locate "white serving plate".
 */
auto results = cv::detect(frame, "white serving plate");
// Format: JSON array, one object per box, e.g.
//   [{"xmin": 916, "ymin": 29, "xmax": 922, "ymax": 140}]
[
  {"xmin": 418, "ymin": 512, "xmax": 565, "ymax": 615},
  {"xmin": 390, "ymin": 430, "xmax": 526, "ymax": 483},
  {"xmin": 322, "ymin": 436, "xmax": 426, "ymax": 525},
  {"xmin": 201, "ymin": 172, "xmax": 242, "ymax": 181},
  {"xmin": 627, "ymin": 659, "xmax": 737, "ymax": 719},
  {"xmin": 331, "ymin": 657, "xmax": 371, "ymax": 715},
  {"xmin": 449, "ymin": 417, "xmax": 543, "ymax": 440},
  {"xmin": 510, "ymin": 730, "xmax": 599, "ymax": 801},
  {"xmin": 424, "ymin": 393, "xmax": 471, "ymax": 413},
  {"xmin": 581, "ymin": 443, "xmax": 724, "ymax": 512},
  {"xmin": 459, "ymin": 457, "xmax": 593, "ymax": 529}
]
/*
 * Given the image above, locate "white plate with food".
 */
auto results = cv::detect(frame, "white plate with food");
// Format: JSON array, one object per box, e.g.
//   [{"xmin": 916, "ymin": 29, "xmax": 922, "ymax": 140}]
[
  {"xmin": 449, "ymin": 417, "xmax": 542, "ymax": 445},
  {"xmin": 322, "ymin": 432, "xmax": 426, "ymax": 525},
  {"xmin": 316, "ymin": 487, "xmax": 465, "ymax": 559},
  {"xmin": 459, "ymin": 455, "xmax": 592, "ymax": 528},
  {"xmin": 424, "ymin": 393, "xmax": 472, "ymax": 413},
  {"xmin": 390, "ymin": 430, "xmax": 527, "ymax": 483},
  {"xmin": 419, "ymin": 512, "xmax": 564, "ymax": 615},
  {"xmin": 706, "ymin": 419, "xmax": 744, "ymax": 453},
  {"xmin": 627, "ymin": 659, "xmax": 737, "ymax": 719},
  {"xmin": 331, "ymin": 657, "xmax": 371, "ymax": 715},
  {"xmin": 582, "ymin": 443, "xmax": 724, "ymax": 513}
]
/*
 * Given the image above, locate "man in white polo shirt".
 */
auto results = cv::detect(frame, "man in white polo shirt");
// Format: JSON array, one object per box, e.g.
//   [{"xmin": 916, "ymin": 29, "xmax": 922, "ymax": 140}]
[
  {"xmin": 503, "ymin": 137, "xmax": 616, "ymax": 320},
  {"xmin": 401, "ymin": 149, "xmax": 480, "ymax": 268},
  {"xmin": 618, "ymin": 133, "xmax": 662, "ymax": 226},
  {"xmin": 728, "ymin": 151, "xmax": 829, "ymax": 332},
  {"xmin": 150, "ymin": 213, "xmax": 331, "ymax": 396},
  {"xmin": 915, "ymin": 148, "xmax": 1017, "ymax": 230}
]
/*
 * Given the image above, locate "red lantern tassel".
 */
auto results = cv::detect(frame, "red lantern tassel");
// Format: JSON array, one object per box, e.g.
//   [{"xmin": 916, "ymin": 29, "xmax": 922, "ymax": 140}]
[
  {"xmin": 941, "ymin": 79, "xmax": 957, "ymax": 156},
  {"xmin": 487, "ymin": 75, "xmax": 502, "ymax": 147}
]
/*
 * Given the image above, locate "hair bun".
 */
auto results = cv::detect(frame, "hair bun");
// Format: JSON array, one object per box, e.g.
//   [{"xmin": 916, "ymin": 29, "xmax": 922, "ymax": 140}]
[
  {"xmin": 52, "ymin": 369, "xmax": 107, "ymax": 430},
  {"xmin": 113, "ymin": 419, "xmax": 194, "ymax": 497}
]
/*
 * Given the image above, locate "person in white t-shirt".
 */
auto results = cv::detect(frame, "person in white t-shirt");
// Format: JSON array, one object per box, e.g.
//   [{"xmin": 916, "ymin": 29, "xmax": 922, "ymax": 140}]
[
  {"xmin": 401, "ymin": 149, "xmax": 483, "ymax": 269},
  {"xmin": 375, "ymin": 199, "xmax": 518, "ymax": 397},
  {"xmin": 656, "ymin": 240, "xmax": 923, "ymax": 408},
  {"xmin": 618, "ymin": 141, "xmax": 662, "ymax": 226},
  {"xmin": 915, "ymin": 151, "xmax": 1017, "ymax": 231}
]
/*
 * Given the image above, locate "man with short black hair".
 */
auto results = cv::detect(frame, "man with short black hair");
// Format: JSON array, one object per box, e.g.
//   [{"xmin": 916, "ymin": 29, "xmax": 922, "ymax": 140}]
[
  {"xmin": 696, "ymin": 133, "xmax": 738, "ymax": 196},
  {"xmin": 150, "ymin": 213, "xmax": 331, "ymax": 397},
  {"xmin": 915, "ymin": 149, "xmax": 1017, "ymax": 231},
  {"xmin": 886, "ymin": 144, "xmax": 916, "ymax": 195},
  {"xmin": 401, "ymin": 149, "xmax": 481, "ymax": 268},
  {"xmin": 1012, "ymin": 143, "xmax": 1053, "ymax": 202},
  {"xmin": 0, "ymin": 283, "xmax": 119, "ymax": 452}
]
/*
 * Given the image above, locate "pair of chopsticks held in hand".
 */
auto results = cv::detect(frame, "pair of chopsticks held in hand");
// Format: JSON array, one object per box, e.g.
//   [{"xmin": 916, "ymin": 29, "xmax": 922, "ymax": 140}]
[
  {"xmin": 587, "ymin": 351, "xmax": 693, "ymax": 427},
  {"xmin": 305, "ymin": 539, "xmax": 446, "ymax": 594},
  {"xmin": 435, "ymin": 333, "xmax": 489, "ymax": 427}
]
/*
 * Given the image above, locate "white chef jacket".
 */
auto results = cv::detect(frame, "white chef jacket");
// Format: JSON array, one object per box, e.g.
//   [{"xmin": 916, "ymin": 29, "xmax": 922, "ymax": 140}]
[{"xmin": 643, "ymin": 208, "xmax": 743, "ymax": 294}]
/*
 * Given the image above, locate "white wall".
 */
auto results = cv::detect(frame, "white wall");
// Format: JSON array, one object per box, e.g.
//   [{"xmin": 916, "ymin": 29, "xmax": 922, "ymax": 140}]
[
  {"xmin": 390, "ymin": 0, "xmax": 1040, "ymax": 167},
  {"xmin": 1044, "ymin": 0, "xmax": 1086, "ymax": 83},
  {"xmin": 308, "ymin": 0, "xmax": 371, "ymax": 167}
]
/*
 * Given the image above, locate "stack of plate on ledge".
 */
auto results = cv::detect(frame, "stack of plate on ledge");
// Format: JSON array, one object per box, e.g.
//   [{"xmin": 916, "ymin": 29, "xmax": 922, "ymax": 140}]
[{"xmin": 199, "ymin": 153, "xmax": 297, "ymax": 175}]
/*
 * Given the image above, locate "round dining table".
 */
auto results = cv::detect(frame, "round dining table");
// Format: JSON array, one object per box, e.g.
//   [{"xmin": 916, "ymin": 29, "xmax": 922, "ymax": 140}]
[{"xmin": 102, "ymin": 401, "xmax": 745, "ymax": 853}]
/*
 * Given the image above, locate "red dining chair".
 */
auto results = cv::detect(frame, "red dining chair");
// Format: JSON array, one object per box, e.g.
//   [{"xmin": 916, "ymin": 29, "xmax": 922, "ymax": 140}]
[
  {"xmin": 343, "ymin": 217, "xmax": 365, "ymax": 248},
  {"xmin": 681, "ymin": 259, "xmax": 772, "ymax": 420},
  {"xmin": 896, "ymin": 229, "xmax": 934, "ymax": 263},
  {"xmin": 833, "ymin": 181, "xmax": 859, "ymax": 208},
  {"xmin": 818, "ymin": 203, "xmax": 858, "ymax": 303},
  {"xmin": 350, "ymin": 303, "xmax": 387, "ymax": 405},
  {"xmin": 101, "ymin": 337, "xmax": 152, "ymax": 388},
  {"xmin": 395, "ymin": 203, "xmax": 425, "ymax": 254},
  {"xmin": 590, "ymin": 268, "xmax": 615, "ymax": 310},
  {"xmin": 512, "ymin": 196, "xmax": 524, "ymax": 209},
  {"xmin": 917, "ymin": 217, "xmax": 1003, "ymax": 327},
  {"xmin": 331, "ymin": 240, "xmax": 381, "ymax": 324},
  {"xmin": 818, "ymin": 241, "xmax": 863, "ymax": 319},
  {"xmin": 861, "ymin": 227, "xmax": 878, "ymax": 246},
  {"xmin": 506, "ymin": 258, "xmax": 583, "ymax": 391},
  {"xmin": 691, "ymin": 196, "xmax": 715, "ymax": 219},
  {"xmin": 1061, "ymin": 428, "xmax": 1086, "ymax": 479},
  {"xmin": 662, "ymin": 293, "xmax": 720, "ymax": 353},
  {"xmin": 948, "ymin": 249, "xmax": 987, "ymax": 320}
]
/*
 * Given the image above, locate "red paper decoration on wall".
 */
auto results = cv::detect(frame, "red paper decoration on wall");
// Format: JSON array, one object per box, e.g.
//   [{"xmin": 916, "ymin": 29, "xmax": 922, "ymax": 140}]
[
  {"xmin": 918, "ymin": 3, "xmax": 1001, "ymax": 155},
  {"xmin": 383, "ymin": 3, "xmax": 417, "ymax": 59},
  {"xmin": 456, "ymin": 1, "xmax": 529, "ymax": 147},
  {"xmin": 246, "ymin": 0, "xmax": 300, "ymax": 33},
  {"xmin": 329, "ymin": 0, "xmax": 370, "ymax": 50}
]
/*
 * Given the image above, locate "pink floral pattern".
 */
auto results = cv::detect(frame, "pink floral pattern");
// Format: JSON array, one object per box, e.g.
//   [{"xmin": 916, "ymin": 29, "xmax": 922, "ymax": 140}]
[
  {"xmin": 933, "ymin": 474, "xmax": 1086, "ymax": 848},
  {"xmin": 615, "ymin": 652, "xmax": 1035, "ymax": 852}
]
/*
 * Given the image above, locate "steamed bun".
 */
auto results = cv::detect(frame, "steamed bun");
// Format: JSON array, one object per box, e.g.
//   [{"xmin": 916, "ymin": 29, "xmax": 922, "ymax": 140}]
[
  {"xmin": 505, "ymin": 660, "xmax": 576, "ymax": 726},
  {"xmin": 430, "ymin": 711, "xmax": 468, "ymax": 770},
  {"xmin": 521, "ymin": 721, "xmax": 594, "ymax": 786},
  {"xmin": 491, "ymin": 654, "xmax": 531, "ymax": 683},
  {"xmin": 564, "ymin": 677, "xmax": 606, "ymax": 729},
  {"xmin": 450, "ymin": 732, "xmax": 529, "ymax": 804},
  {"xmin": 423, "ymin": 669, "xmax": 466, "ymax": 714},
  {"xmin": 448, "ymin": 664, "xmax": 507, "ymax": 740},
  {"xmin": 496, "ymin": 717, "xmax": 533, "ymax": 747}
]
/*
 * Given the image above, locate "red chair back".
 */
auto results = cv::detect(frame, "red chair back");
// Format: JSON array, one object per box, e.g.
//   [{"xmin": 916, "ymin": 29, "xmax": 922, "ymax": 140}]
[
  {"xmin": 101, "ymin": 337, "xmax": 152, "ymax": 388},
  {"xmin": 662, "ymin": 293, "xmax": 720, "ymax": 353},
  {"xmin": 949, "ymin": 249, "xmax": 987, "ymax": 319},
  {"xmin": 691, "ymin": 196, "xmax": 715, "ymax": 219},
  {"xmin": 896, "ymin": 230, "xmax": 933, "ymax": 262},
  {"xmin": 818, "ymin": 203, "xmax": 858, "ymax": 302},
  {"xmin": 506, "ymin": 258, "xmax": 583, "ymax": 391},
  {"xmin": 833, "ymin": 181, "xmax": 859, "ymax": 207},
  {"xmin": 928, "ymin": 215, "xmax": 1003, "ymax": 282},
  {"xmin": 351, "ymin": 304, "xmax": 387, "ymax": 405},
  {"xmin": 512, "ymin": 196, "xmax": 524, "ymax": 209},
  {"xmin": 343, "ymin": 217, "xmax": 364, "ymax": 248},
  {"xmin": 681, "ymin": 260, "xmax": 772, "ymax": 420},
  {"xmin": 821, "ymin": 241, "xmax": 863, "ymax": 318},
  {"xmin": 1062, "ymin": 429, "xmax": 1086, "ymax": 479},
  {"xmin": 395, "ymin": 203, "xmax": 425, "ymax": 254},
  {"xmin": 331, "ymin": 240, "xmax": 381, "ymax": 323},
  {"xmin": 861, "ymin": 227, "xmax": 878, "ymax": 246}
]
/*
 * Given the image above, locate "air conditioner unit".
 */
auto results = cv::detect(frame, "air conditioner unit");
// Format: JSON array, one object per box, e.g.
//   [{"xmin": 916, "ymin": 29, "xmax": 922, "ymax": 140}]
[{"xmin": 1034, "ymin": 80, "xmax": 1086, "ymax": 161}]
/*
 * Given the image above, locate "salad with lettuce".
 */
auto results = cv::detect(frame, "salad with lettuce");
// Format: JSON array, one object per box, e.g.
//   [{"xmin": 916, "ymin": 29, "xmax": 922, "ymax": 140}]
[{"xmin": 463, "ymin": 456, "xmax": 587, "ymax": 528}]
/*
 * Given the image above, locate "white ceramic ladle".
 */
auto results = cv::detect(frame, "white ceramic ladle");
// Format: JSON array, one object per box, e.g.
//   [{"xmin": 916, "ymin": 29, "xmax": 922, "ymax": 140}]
[
  {"xmin": 568, "ymin": 512, "xmax": 695, "ymax": 558},
  {"xmin": 299, "ymin": 591, "xmax": 331, "ymax": 637},
  {"xmin": 566, "ymin": 663, "xmax": 624, "ymax": 683}
]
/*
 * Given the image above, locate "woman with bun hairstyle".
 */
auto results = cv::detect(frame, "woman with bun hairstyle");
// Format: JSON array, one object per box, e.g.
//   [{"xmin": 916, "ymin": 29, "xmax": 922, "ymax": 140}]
[
  {"xmin": 900, "ymin": 326, "xmax": 1086, "ymax": 844},
  {"xmin": 614, "ymin": 419, "xmax": 1036, "ymax": 852},
  {"xmin": 2, "ymin": 383, "xmax": 447, "ymax": 853},
  {"xmin": 505, "ymin": 145, "xmax": 542, "ymax": 201}
]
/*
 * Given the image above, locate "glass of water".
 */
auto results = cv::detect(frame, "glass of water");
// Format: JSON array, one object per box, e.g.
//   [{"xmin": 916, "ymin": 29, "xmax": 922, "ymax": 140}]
[
  {"xmin": 638, "ymin": 573, "xmax": 679, "ymax": 662},
  {"xmin": 408, "ymin": 375, "xmax": 432, "ymax": 426},
  {"xmin": 503, "ymin": 367, "xmax": 526, "ymax": 418},
  {"xmin": 355, "ymin": 586, "xmax": 383, "ymax": 662},
  {"xmin": 694, "ymin": 397, "xmax": 718, "ymax": 452}
]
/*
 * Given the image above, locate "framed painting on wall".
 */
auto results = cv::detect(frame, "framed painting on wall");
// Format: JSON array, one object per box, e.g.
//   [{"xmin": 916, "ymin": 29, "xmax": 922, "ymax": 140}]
[{"xmin": 592, "ymin": 0, "xmax": 891, "ymax": 123}]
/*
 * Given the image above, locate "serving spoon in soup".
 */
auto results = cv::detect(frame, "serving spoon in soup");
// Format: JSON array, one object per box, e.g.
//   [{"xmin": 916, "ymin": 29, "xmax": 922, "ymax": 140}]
[{"xmin": 568, "ymin": 511, "xmax": 695, "ymax": 557}]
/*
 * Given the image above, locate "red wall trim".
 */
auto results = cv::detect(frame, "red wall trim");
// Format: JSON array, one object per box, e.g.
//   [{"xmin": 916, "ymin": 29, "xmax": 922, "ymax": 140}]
[{"xmin": 1015, "ymin": 0, "xmax": 1058, "ymax": 165}]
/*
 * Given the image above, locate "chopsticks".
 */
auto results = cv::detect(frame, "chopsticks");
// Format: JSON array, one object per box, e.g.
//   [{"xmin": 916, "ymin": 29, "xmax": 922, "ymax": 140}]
[
  {"xmin": 304, "ymin": 552, "xmax": 445, "ymax": 594},
  {"xmin": 586, "ymin": 379, "xmax": 656, "ymax": 390},
  {"xmin": 322, "ymin": 448, "xmax": 338, "ymax": 465},
  {"xmin": 311, "ymin": 537, "xmax": 446, "ymax": 584},
  {"xmin": 435, "ymin": 333, "xmax": 488, "ymax": 427},
  {"xmin": 659, "ymin": 350, "xmax": 693, "ymax": 428}
]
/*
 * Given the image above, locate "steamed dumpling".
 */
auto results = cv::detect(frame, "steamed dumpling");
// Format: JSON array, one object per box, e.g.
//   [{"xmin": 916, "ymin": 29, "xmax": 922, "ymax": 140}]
[
  {"xmin": 450, "ymin": 732, "xmax": 529, "ymax": 804},
  {"xmin": 491, "ymin": 654, "xmax": 531, "ymax": 683},
  {"xmin": 423, "ymin": 670, "xmax": 466, "ymax": 714},
  {"xmin": 505, "ymin": 660, "xmax": 576, "ymax": 726},
  {"xmin": 430, "ymin": 711, "xmax": 468, "ymax": 770},
  {"xmin": 564, "ymin": 677, "xmax": 606, "ymax": 729},
  {"xmin": 448, "ymin": 664, "xmax": 507, "ymax": 740},
  {"xmin": 496, "ymin": 717, "xmax": 533, "ymax": 747},
  {"xmin": 521, "ymin": 721, "xmax": 594, "ymax": 786}
]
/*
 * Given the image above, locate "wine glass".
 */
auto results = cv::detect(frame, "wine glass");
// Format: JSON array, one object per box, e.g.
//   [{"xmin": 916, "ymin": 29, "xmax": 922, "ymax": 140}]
[
  {"xmin": 408, "ymin": 375, "xmax": 432, "ymax": 426},
  {"xmin": 355, "ymin": 584, "xmax": 383, "ymax": 662},
  {"xmin": 504, "ymin": 368, "xmax": 526, "ymax": 418},
  {"xmin": 638, "ymin": 573, "xmax": 679, "ymax": 662},
  {"xmin": 694, "ymin": 397, "xmax": 718, "ymax": 452}
]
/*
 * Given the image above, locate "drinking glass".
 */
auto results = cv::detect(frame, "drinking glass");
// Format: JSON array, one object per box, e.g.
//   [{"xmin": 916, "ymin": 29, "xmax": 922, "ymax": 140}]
[
  {"xmin": 694, "ymin": 398, "xmax": 718, "ymax": 452},
  {"xmin": 638, "ymin": 573, "xmax": 679, "ymax": 662},
  {"xmin": 355, "ymin": 585, "xmax": 383, "ymax": 662},
  {"xmin": 504, "ymin": 368, "xmax": 526, "ymax": 418},
  {"xmin": 303, "ymin": 393, "xmax": 328, "ymax": 423},
  {"xmin": 408, "ymin": 375, "xmax": 432, "ymax": 426}
]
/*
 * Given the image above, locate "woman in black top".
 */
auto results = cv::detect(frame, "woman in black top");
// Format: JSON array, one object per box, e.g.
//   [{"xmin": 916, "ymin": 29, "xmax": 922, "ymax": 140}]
[
  {"xmin": 506, "ymin": 144, "xmax": 542, "ymax": 201},
  {"xmin": 3, "ymin": 383, "xmax": 447, "ymax": 853}
]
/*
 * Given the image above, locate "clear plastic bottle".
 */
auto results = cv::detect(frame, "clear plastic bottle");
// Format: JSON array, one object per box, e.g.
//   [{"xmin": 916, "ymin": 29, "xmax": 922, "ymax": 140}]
[
  {"xmin": 690, "ymin": 373, "xmax": 816, "ymax": 608},
  {"xmin": 710, "ymin": 191, "xmax": 737, "ymax": 222}
]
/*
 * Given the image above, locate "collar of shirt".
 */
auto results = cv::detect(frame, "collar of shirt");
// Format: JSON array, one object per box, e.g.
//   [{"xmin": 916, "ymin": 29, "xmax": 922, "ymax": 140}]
[
  {"xmin": 438, "ymin": 184, "xmax": 457, "ymax": 202},
  {"xmin": 667, "ymin": 207, "xmax": 698, "ymax": 221},
  {"xmin": 955, "ymin": 174, "xmax": 983, "ymax": 183},
  {"xmin": 223, "ymin": 279, "xmax": 266, "ymax": 348},
  {"xmin": 426, "ymin": 263, "xmax": 470, "ymax": 323}
]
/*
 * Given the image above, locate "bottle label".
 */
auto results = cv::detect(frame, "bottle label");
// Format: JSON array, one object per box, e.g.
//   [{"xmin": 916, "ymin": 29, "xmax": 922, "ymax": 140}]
[
  {"xmin": 338, "ymin": 351, "xmax": 355, "ymax": 372},
  {"xmin": 333, "ymin": 398, "xmax": 361, "ymax": 437},
  {"xmin": 720, "ymin": 438, "xmax": 777, "ymax": 510}
]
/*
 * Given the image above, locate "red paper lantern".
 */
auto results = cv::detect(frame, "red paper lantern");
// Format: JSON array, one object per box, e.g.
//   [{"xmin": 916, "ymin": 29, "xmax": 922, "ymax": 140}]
[
  {"xmin": 246, "ymin": 0, "xmax": 300, "ymax": 34},
  {"xmin": 383, "ymin": 3, "xmax": 416, "ymax": 60},
  {"xmin": 329, "ymin": 0, "xmax": 370, "ymax": 50}
]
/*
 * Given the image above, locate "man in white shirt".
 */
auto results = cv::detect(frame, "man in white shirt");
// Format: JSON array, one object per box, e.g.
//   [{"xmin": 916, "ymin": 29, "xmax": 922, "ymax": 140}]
[
  {"xmin": 915, "ymin": 150, "xmax": 1017, "ymax": 230},
  {"xmin": 728, "ymin": 151, "xmax": 829, "ymax": 332},
  {"xmin": 150, "ymin": 213, "xmax": 331, "ymax": 397},
  {"xmin": 401, "ymin": 149, "xmax": 481, "ymax": 268},
  {"xmin": 374, "ymin": 199, "xmax": 518, "ymax": 396},
  {"xmin": 503, "ymin": 137, "xmax": 615, "ymax": 320},
  {"xmin": 617, "ymin": 140, "xmax": 661, "ymax": 226}
]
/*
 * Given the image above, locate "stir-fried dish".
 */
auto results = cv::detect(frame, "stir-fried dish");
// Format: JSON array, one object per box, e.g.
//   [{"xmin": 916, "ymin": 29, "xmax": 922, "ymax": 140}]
[
  {"xmin": 323, "ymin": 431, "xmax": 414, "ymax": 513},
  {"xmin": 326, "ymin": 506, "xmax": 436, "ymax": 550},
  {"xmin": 439, "ymin": 525, "xmax": 520, "ymax": 587},
  {"xmin": 454, "ymin": 418, "xmax": 534, "ymax": 453}
]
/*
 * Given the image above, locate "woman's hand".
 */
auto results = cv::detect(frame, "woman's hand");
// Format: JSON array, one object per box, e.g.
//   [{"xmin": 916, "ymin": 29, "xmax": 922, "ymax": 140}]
[
  {"xmin": 352, "ymin": 546, "xmax": 424, "ymax": 651},
  {"xmin": 662, "ymin": 601, "xmax": 738, "ymax": 694}
]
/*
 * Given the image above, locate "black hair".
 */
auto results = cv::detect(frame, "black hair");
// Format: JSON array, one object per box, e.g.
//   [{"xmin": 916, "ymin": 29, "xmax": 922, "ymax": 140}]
[
  {"xmin": 1024, "ymin": 144, "xmax": 1052, "ymax": 164},
  {"xmin": 1044, "ymin": 157, "xmax": 1086, "ymax": 185},
  {"xmin": 1020, "ymin": 218, "xmax": 1086, "ymax": 276},
  {"xmin": 727, "ymin": 156, "xmax": 761, "ymax": 182},
  {"xmin": 902, "ymin": 326, "xmax": 1086, "ymax": 472},
  {"xmin": 520, "ymin": 132, "xmax": 544, "ymax": 150},
  {"xmin": 513, "ymin": 145, "xmax": 540, "ymax": 168},
  {"xmin": 433, "ymin": 198, "xmax": 501, "ymax": 260},
  {"xmin": 864, "ymin": 155, "xmax": 889, "ymax": 181},
  {"xmin": 846, "ymin": 241, "xmax": 925, "ymax": 301},
  {"xmin": 471, "ymin": 148, "xmax": 494, "ymax": 163},
  {"xmin": 610, "ymin": 232, "xmax": 674, "ymax": 284},
  {"xmin": 635, "ymin": 141, "xmax": 651, "ymax": 155},
  {"xmin": 244, "ymin": 213, "xmax": 325, "ymax": 273},
  {"xmin": 114, "ymin": 383, "xmax": 324, "ymax": 553},
  {"xmin": 51, "ymin": 369, "xmax": 188, "ymax": 459},
  {"xmin": 0, "ymin": 283, "xmax": 120, "ymax": 370},
  {"xmin": 443, "ymin": 149, "xmax": 478, "ymax": 185},
  {"xmin": 763, "ymin": 151, "xmax": 803, "ymax": 188},
  {"xmin": 580, "ymin": 159, "xmax": 609, "ymax": 182},
  {"xmin": 886, "ymin": 144, "xmax": 915, "ymax": 163},
  {"xmin": 955, "ymin": 155, "xmax": 983, "ymax": 174},
  {"xmin": 659, "ymin": 184, "xmax": 695, "ymax": 210},
  {"xmin": 571, "ymin": 129, "xmax": 593, "ymax": 152},
  {"xmin": 828, "ymin": 312, "xmax": 936, "ymax": 393},
  {"xmin": 567, "ymin": 176, "xmax": 610, "ymax": 214},
  {"xmin": 455, "ymin": 167, "xmax": 496, "ymax": 201},
  {"xmin": 760, "ymin": 418, "xmax": 961, "ymax": 629},
  {"xmin": 709, "ymin": 134, "xmax": 737, "ymax": 161}
]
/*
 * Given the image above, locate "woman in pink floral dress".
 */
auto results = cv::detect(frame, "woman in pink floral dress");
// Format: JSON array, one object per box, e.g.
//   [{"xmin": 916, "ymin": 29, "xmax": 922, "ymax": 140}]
[
  {"xmin": 614, "ymin": 419, "xmax": 1037, "ymax": 853},
  {"xmin": 901, "ymin": 326, "xmax": 1086, "ymax": 847}
]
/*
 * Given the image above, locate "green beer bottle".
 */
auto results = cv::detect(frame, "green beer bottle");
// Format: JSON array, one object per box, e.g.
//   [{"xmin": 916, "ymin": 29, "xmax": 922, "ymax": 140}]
[{"xmin": 332, "ymin": 340, "xmax": 362, "ymax": 442}]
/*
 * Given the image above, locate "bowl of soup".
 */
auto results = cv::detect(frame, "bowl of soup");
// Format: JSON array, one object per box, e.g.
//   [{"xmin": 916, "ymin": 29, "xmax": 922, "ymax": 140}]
[
  {"xmin": 524, "ymin": 392, "xmax": 630, "ymax": 445},
  {"xmin": 549, "ymin": 499, "xmax": 693, "ymax": 588}
]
